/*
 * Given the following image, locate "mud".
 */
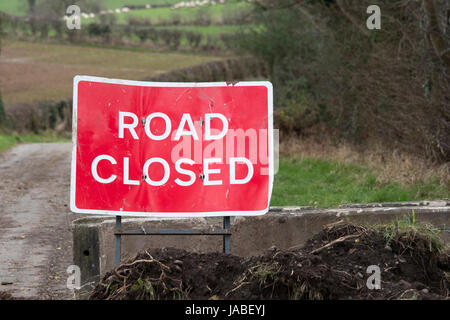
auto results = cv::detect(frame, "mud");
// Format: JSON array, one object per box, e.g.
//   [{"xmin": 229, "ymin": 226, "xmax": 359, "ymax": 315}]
[{"xmin": 90, "ymin": 222, "xmax": 449, "ymax": 300}]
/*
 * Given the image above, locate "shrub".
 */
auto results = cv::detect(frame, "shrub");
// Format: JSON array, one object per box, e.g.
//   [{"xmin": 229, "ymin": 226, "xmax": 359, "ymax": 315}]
[
  {"xmin": 168, "ymin": 30, "xmax": 182, "ymax": 50},
  {"xmin": 87, "ymin": 23, "xmax": 111, "ymax": 38},
  {"xmin": 49, "ymin": 19, "xmax": 64, "ymax": 39},
  {"xmin": 39, "ymin": 22, "xmax": 49, "ymax": 39},
  {"xmin": 186, "ymin": 31, "xmax": 202, "ymax": 49},
  {"xmin": 159, "ymin": 29, "xmax": 170, "ymax": 46},
  {"xmin": 220, "ymin": 33, "xmax": 236, "ymax": 50},
  {"xmin": 171, "ymin": 13, "xmax": 182, "ymax": 26},
  {"xmin": 193, "ymin": 7, "xmax": 212, "ymax": 26},
  {"xmin": 135, "ymin": 27, "xmax": 150, "ymax": 43},
  {"xmin": 148, "ymin": 28, "xmax": 159, "ymax": 44}
]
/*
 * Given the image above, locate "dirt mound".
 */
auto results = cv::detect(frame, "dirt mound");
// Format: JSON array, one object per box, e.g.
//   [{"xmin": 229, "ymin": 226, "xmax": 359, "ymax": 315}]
[{"xmin": 90, "ymin": 222, "xmax": 449, "ymax": 300}]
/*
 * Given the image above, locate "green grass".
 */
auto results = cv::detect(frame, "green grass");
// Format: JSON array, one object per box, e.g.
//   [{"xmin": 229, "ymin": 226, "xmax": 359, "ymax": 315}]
[
  {"xmin": 103, "ymin": 0, "xmax": 180, "ymax": 10},
  {"xmin": 0, "ymin": 1, "xmax": 28, "ymax": 16},
  {"xmin": 270, "ymin": 157, "xmax": 449, "ymax": 208},
  {"xmin": 92, "ymin": 1, "xmax": 251, "ymax": 25},
  {"xmin": 378, "ymin": 210, "xmax": 446, "ymax": 252},
  {"xmin": 0, "ymin": 0, "xmax": 180, "ymax": 16},
  {"xmin": 0, "ymin": 132, "xmax": 70, "ymax": 153},
  {"xmin": 1, "ymin": 0, "xmax": 250, "ymax": 21},
  {"xmin": 153, "ymin": 24, "xmax": 245, "ymax": 35}
]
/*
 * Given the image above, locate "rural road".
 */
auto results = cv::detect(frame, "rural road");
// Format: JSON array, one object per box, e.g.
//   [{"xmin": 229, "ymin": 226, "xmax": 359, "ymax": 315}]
[{"xmin": 0, "ymin": 142, "xmax": 80, "ymax": 299}]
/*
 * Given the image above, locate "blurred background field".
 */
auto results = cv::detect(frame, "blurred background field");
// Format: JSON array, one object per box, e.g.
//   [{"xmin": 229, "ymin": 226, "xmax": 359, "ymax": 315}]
[
  {"xmin": 0, "ymin": 40, "xmax": 219, "ymax": 104},
  {"xmin": 0, "ymin": 0, "xmax": 448, "ymax": 206}
]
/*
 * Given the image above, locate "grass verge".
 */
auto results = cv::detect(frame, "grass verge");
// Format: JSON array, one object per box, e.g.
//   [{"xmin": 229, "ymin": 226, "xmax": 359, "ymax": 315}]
[
  {"xmin": 271, "ymin": 157, "xmax": 449, "ymax": 208},
  {"xmin": 0, "ymin": 132, "xmax": 70, "ymax": 153}
]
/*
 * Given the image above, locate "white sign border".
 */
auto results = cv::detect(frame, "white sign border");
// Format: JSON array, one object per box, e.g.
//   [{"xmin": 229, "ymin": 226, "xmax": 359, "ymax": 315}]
[{"xmin": 70, "ymin": 75, "xmax": 274, "ymax": 218}]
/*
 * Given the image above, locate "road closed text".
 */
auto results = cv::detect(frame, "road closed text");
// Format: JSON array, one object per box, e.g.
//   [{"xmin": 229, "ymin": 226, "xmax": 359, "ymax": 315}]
[
  {"xmin": 91, "ymin": 155, "xmax": 254, "ymax": 186},
  {"xmin": 91, "ymin": 111, "xmax": 255, "ymax": 187}
]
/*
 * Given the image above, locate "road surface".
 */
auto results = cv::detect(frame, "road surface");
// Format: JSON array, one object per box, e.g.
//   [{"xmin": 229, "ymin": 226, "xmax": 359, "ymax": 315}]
[{"xmin": 0, "ymin": 142, "xmax": 79, "ymax": 299}]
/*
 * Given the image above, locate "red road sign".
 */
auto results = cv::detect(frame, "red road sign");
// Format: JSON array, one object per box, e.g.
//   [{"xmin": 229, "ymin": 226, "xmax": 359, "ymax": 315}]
[{"xmin": 70, "ymin": 76, "xmax": 273, "ymax": 217}]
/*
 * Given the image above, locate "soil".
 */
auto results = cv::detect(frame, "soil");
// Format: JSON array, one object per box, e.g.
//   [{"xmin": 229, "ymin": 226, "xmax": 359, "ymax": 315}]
[{"xmin": 90, "ymin": 222, "xmax": 449, "ymax": 300}]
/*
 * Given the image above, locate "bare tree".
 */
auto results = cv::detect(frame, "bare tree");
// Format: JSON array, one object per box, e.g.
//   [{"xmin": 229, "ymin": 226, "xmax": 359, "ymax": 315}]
[{"xmin": 423, "ymin": 0, "xmax": 450, "ymax": 68}]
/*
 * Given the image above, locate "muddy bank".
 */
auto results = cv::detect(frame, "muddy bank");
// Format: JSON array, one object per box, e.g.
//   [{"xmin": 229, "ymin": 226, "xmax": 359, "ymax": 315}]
[{"xmin": 90, "ymin": 222, "xmax": 449, "ymax": 300}]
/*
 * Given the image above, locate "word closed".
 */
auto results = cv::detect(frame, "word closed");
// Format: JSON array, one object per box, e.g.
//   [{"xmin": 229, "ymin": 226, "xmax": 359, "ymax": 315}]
[{"xmin": 70, "ymin": 76, "xmax": 274, "ymax": 217}]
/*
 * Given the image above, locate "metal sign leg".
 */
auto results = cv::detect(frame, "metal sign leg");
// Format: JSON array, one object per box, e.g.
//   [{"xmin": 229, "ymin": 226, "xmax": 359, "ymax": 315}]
[
  {"xmin": 223, "ymin": 216, "xmax": 231, "ymax": 254},
  {"xmin": 114, "ymin": 215, "xmax": 231, "ymax": 262},
  {"xmin": 115, "ymin": 216, "xmax": 122, "ymax": 265}
]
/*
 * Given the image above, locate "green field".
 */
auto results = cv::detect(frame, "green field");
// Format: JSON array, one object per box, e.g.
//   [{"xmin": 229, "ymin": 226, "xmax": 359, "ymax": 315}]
[
  {"xmin": 84, "ymin": 1, "xmax": 250, "ymax": 26},
  {"xmin": 0, "ymin": 1, "xmax": 180, "ymax": 16},
  {"xmin": 0, "ymin": 1, "xmax": 28, "ymax": 16},
  {"xmin": 153, "ymin": 24, "xmax": 245, "ymax": 34},
  {"xmin": 1, "ymin": 0, "xmax": 250, "ymax": 22},
  {"xmin": 1, "ymin": 0, "xmax": 251, "ymax": 44},
  {"xmin": 1, "ymin": 1, "xmax": 251, "ymax": 37},
  {"xmin": 271, "ymin": 157, "xmax": 449, "ymax": 208},
  {"xmin": 103, "ymin": 0, "xmax": 180, "ymax": 9}
]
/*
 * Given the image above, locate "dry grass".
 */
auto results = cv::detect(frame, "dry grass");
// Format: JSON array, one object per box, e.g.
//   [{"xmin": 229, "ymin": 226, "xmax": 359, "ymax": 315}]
[{"xmin": 281, "ymin": 136, "xmax": 450, "ymax": 189}]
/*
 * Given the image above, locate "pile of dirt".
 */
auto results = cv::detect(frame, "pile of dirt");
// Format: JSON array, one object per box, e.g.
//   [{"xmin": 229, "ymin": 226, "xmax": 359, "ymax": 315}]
[{"xmin": 90, "ymin": 222, "xmax": 449, "ymax": 300}]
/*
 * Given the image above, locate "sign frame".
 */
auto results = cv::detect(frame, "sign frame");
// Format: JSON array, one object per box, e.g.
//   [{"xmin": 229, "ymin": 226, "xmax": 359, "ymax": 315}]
[{"xmin": 70, "ymin": 75, "xmax": 274, "ymax": 218}]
